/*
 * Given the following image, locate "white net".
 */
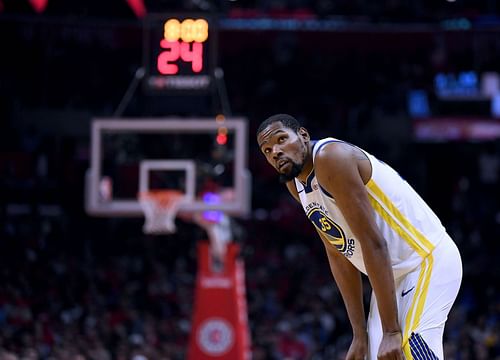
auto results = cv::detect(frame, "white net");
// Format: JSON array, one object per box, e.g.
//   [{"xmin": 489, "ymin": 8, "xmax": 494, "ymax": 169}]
[{"xmin": 138, "ymin": 190, "xmax": 185, "ymax": 234}]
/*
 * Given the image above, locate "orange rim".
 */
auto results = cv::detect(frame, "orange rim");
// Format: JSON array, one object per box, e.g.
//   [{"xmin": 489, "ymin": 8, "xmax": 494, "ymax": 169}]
[{"xmin": 138, "ymin": 190, "xmax": 184, "ymax": 208}]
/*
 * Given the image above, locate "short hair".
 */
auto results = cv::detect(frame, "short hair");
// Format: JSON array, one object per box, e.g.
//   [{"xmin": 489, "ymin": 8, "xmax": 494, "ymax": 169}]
[{"xmin": 256, "ymin": 114, "xmax": 301, "ymax": 137}]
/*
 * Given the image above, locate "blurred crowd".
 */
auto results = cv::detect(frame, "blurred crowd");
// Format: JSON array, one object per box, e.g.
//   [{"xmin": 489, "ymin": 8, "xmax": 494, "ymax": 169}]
[
  {"xmin": 0, "ymin": 134, "xmax": 499, "ymax": 359},
  {"xmin": 1, "ymin": 3, "xmax": 500, "ymax": 359},
  {"xmin": 2, "ymin": 84, "xmax": 500, "ymax": 360}
]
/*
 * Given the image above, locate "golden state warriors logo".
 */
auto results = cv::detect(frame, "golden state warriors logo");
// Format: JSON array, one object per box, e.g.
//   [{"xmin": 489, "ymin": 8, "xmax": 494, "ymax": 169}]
[{"xmin": 307, "ymin": 209, "xmax": 347, "ymax": 252}]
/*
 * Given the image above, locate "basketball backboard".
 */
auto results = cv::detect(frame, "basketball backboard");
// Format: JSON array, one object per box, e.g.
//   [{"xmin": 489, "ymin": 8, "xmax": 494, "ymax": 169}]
[{"xmin": 85, "ymin": 118, "xmax": 250, "ymax": 217}]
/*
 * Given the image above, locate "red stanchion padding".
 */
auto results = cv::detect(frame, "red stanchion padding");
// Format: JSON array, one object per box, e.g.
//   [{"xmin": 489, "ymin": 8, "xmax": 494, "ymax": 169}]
[{"xmin": 188, "ymin": 242, "xmax": 251, "ymax": 360}]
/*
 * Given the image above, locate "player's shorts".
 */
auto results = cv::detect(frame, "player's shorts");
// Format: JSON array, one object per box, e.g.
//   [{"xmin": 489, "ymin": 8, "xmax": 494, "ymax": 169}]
[{"xmin": 367, "ymin": 235, "xmax": 462, "ymax": 359}]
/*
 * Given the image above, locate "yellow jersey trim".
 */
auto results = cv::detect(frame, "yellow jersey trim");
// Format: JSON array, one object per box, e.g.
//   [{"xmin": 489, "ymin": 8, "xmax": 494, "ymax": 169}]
[
  {"xmin": 366, "ymin": 179, "xmax": 435, "ymax": 257},
  {"xmin": 365, "ymin": 179, "xmax": 435, "ymax": 358},
  {"xmin": 403, "ymin": 341, "xmax": 413, "ymax": 359},
  {"xmin": 402, "ymin": 255, "xmax": 434, "ymax": 352}
]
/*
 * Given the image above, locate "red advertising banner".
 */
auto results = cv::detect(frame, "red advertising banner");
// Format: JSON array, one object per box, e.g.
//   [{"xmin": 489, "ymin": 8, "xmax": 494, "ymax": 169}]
[
  {"xmin": 414, "ymin": 118, "xmax": 500, "ymax": 141},
  {"xmin": 188, "ymin": 242, "xmax": 251, "ymax": 360}
]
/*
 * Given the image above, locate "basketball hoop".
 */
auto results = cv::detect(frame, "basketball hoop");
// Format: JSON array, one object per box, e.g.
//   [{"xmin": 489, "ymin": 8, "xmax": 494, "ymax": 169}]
[{"xmin": 138, "ymin": 190, "xmax": 186, "ymax": 234}]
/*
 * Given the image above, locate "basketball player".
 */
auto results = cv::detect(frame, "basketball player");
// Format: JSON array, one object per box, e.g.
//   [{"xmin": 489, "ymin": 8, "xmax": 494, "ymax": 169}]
[{"xmin": 256, "ymin": 114, "xmax": 462, "ymax": 360}]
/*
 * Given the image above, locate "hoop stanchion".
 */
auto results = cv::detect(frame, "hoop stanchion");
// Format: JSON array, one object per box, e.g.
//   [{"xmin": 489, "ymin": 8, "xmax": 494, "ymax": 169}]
[{"xmin": 188, "ymin": 242, "xmax": 251, "ymax": 360}]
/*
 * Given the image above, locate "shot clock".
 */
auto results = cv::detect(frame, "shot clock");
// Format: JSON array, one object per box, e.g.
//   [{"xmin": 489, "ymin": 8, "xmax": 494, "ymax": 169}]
[{"xmin": 143, "ymin": 14, "xmax": 216, "ymax": 93}]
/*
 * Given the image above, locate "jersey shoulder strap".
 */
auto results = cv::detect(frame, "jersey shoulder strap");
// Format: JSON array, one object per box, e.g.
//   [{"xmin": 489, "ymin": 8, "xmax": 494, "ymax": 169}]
[
  {"xmin": 294, "ymin": 178, "xmax": 305, "ymax": 193},
  {"xmin": 312, "ymin": 137, "xmax": 344, "ymax": 164}
]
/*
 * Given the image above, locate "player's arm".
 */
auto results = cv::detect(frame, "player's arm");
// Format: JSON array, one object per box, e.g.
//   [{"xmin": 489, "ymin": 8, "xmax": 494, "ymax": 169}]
[
  {"xmin": 317, "ymin": 230, "xmax": 367, "ymax": 340},
  {"xmin": 288, "ymin": 178, "xmax": 367, "ymax": 357},
  {"xmin": 314, "ymin": 144, "xmax": 401, "ymax": 336}
]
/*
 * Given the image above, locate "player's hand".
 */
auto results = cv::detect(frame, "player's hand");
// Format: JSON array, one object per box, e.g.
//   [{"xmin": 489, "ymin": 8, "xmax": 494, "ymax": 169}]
[
  {"xmin": 377, "ymin": 331, "xmax": 404, "ymax": 359},
  {"xmin": 346, "ymin": 332, "xmax": 368, "ymax": 360}
]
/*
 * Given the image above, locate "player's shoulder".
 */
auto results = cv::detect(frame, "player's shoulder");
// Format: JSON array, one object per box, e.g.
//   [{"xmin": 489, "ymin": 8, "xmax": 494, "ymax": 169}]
[
  {"xmin": 313, "ymin": 138, "xmax": 371, "ymax": 186},
  {"xmin": 314, "ymin": 138, "xmax": 355, "ymax": 166}
]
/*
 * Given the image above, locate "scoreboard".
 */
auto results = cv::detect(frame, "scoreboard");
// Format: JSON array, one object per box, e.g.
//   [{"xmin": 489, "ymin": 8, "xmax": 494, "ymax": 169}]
[{"xmin": 143, "ymin": 14, "xmax": 216, "ymax": 93}]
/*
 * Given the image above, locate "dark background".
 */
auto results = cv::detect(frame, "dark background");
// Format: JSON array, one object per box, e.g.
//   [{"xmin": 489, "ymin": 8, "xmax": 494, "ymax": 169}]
[{"xmin": 0, "ymin": 0, "xmax": 499, "ymax": 359}]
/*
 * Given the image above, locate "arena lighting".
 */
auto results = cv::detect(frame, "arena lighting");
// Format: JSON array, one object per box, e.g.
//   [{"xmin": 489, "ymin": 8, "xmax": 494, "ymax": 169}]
[
  {"xmin": 216, "ymin": 126, "xmax": 228, "ymax": 145},
  {"xmin": 29, "ymin": 0, "xmax": 48, "ymax": 13},
  {"xmin": 216, "ymin": 114, "xmax": 225, "ymax": 123},
  {"xmin": 215, "ymin": 117, "xmax": 228, "ymax": 145},
  {"xmin": 125, "ymin": 0, "xmax": 146, "ymax": 18},
  {"xmin": 216, "ymin": 132, "xmax": 228, "ymax": 145}
]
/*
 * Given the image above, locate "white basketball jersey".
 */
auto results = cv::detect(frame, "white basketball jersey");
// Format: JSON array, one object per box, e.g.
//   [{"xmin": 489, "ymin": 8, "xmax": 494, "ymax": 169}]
[{"xmin": 295, "ymin": 138, "xmax": 447, "ymax": 278}]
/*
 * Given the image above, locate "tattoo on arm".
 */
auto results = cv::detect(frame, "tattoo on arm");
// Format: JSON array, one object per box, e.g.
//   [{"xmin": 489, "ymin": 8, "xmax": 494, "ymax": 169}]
[
  {"xmin": 339, "ymin": 143, "xmax": 369, "ymax": 161},
  {"xmin": 355, "ymin": 153, "xmax": 369, "ymax": 161}
]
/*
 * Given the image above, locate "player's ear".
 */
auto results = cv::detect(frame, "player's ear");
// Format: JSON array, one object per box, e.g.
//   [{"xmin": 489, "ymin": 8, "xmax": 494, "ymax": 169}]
[{"xmin": 298, "ymin": 127, "xmax": 310, "ymax": 143}]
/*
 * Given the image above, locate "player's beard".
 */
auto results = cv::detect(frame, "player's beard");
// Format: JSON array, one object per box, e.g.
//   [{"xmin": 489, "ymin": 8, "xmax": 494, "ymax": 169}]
[{"xmin": 279, "ymin": 159, "xmax": 305, "ymax": 183}]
